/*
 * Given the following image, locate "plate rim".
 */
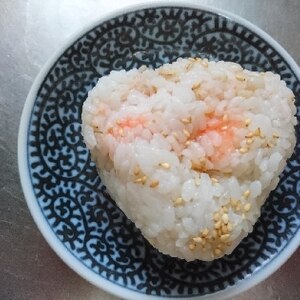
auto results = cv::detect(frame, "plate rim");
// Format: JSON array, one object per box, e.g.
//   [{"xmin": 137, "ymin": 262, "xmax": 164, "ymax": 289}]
[{"xmin": 18, "ymin": 1, "xmax": 300, "ymax": 299}]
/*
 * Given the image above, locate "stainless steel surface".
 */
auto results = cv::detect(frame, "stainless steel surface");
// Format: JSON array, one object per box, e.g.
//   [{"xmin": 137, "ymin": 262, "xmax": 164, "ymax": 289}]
[{"xmin": 0, "ymin": 0, "xmax": 299, "ymax": 299}]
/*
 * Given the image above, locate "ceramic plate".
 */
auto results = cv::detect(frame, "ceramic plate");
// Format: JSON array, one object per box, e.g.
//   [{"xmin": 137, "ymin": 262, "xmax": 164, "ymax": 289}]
[{"xmin": 18, "ymin": 2, "xmax": 300, "ymax": 299}]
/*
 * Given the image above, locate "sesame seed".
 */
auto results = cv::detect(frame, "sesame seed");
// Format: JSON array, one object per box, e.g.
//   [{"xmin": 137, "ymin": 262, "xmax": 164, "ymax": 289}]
[
  {"xmin": 118, "ymin": 128, "xmax": 124, "ymax": 136},
  {"xmin": 221, "ymin": 224, "xmax": 228, "ymax": 234},
  {"xmin": 185, "ymin": 140, "xmax": 191, "ymax": 147},
  {"xmin": 246, "ymin": 138, "xmax": 254, "ymax": 145},
  {"xmin": 193, "ymin": 237, "xmax": 203, "ymax": 243},
  {"xmin": 173, "ymin": 197, "xmax": 184, "ymax": 207},
  {"xmin": 253, "ymin": 127, "xmax": 261, "ymax": 137},
  {"xmin": 236, "ymin": 73, "xmax": 246, "ymax": 81},
  {"xmin": 214, "ymin": 220, "xmax": 221, "ymax": 229},
  {"xmin": 243, "ymin": 190, "xmax": 251, "ymax": 198},
  {"xmin": 202, "ymin": 228, "xmax": 209, "ymax": 237},
  {"xmin": 220, "ymin": 234, "xmax": 230, "ymax": 241},
  {"xmin": 133, "ymin": 166, "xmax": 141, "ymax": 176},
  {"xmin": 116, "ymin": 120, "xmax": 122, "ymax": 125},
  {"xmin": 273, "ymin": 132, "xmax": 280, "ymax": 138},
  {"xmin": 245, "ymin": 132, "xmax": 254, "ymax": 138},
  {"xmin": 189, "ymin": 243, "xmax": 196, "ymax": 251},
  {"xmin": 212, "ymin": 229, "xmax": 218, "ymax": 238},
  {"xmin": 201, "ymin": 59, "xmax": 208, "ymax": 67},
  {"xmin": 186, "ymin": 62, "xmax": 194, "ymax": 71},
  {"xmin": 141, "ymin": 176, "xmax": 147, "ymax": 184},
  {"xmin": 221, "ymin": 126, "xmax": 228, "ymax": 130},
  {"xmin": 236, "ymin": 203, "xmax": 241, "ymax": 212},
  {"xmin": 222, "ymin": 214, "xmax": 229, "ymax": 224},
  {"xmin": 222, "ymin": 206, "xmax": 228, "ymax": 213},
  {"xmin": 150, "ymin": 180, "xmax": 159, "ymax": 188},
  {"xmin": 181, "ymin": 117, "xmax": 192, "ymax": 124},
  {"xmin": 159, "ymin": 162, "xmax": 170, "ymax": 169},
  {"xmin": 245, "ymin": 118, "xmax": 251, "ymax": 126},
  {"xmin": 183, "ymin": 129, "xmax": 190, "ymax": 138},
  {"xmin": 134, "ymin": 177, "xmax": 144, "ymax": 184},
  {"xmin": 172, "ymin": 132, "xmax": 179, "ymax": 139},
  {"xmin": 211, "ymin": 177, "xmax": 218, "ymax": 184},
  {"xmin": 213, "ymin": 213, "xmax": 220, "ymax": 221},
  {"xmin": 214, "ymin": 248, "xmax": 222, "ymax": 256},
  {"xmin": 227, "ymin": 222, "xmax": 233, "ymax": 232},
  {"xmin": 192, "ymin": 82, "xmax": 201, "ymax": 90},
  {"xmin": 222, "ymin": 114, "xmax": 228, "ymax": 122},
  {"xmin": 244, "ymin": 203, "xmax": 251, "ymax": 212},
  {"xmin": 239, "ymin": 147, "xmax": 248, "ymax": 154},
  {"xmin": 230, "ymin": 198, "xmax": 238, "ymax": 206}
]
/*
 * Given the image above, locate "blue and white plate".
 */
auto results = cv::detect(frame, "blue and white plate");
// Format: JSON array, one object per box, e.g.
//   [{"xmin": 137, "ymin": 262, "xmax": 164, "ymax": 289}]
[{"xmin": 18, "ymin": 2, "xmax": 300, "ymax": 299}]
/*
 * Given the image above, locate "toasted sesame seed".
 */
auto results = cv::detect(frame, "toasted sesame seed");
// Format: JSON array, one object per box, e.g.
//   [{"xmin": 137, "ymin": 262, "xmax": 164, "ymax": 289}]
[
  {"xmin": 245, "ymin": 118, "xmax": 251, "ymax": 126},
  {"xmin": 244, "ymin": 203, "xmax": 251, "ymax": 212},
  {"xmin": 214, "ymin": 248, "xmax": 222, "ymax": 256},
  {"xmin": 191, "ymin": 160, "xmax": 206, "ymax": 172},
  {"xmin": 188, "ymin": 57, "xmax": 196, "ymax": 62},
  {"xmin": 236, "ymin": 73, "xmax": 246, "ymax": 81},
  {"xmin": 185, "ymin": 140, "xmax": 191, "ymax": 147},
  {"xmin": 134, "ymin": 177, "xmax": 143, "ymax": 183},
  {"xmin": 273, "ymin": 132, "xmax": 280, "ymax": 138},
  {"xmin": 221, "ymin": 126, "xmax": 228, "ymax": 130},
  {"xmin": 211, "ymin": 177, "xmax": 218, "ymax": 184},
  {"xmin": 214, "ymin": 220, "xmax": 221, "ymax": 229},
  {"xmin": 214, "ymin": 213, "xmax": 220, "ymax": 221},
  {"xmin": 189, "ymin": 243, "xmax": 196, "ymax": 251},
  {"xmin": 150, "ymin": 180, "xmax": 159, "ymax": 188},
  {"xmin": 266, "ymin": 143, "xmax": 274, "ymax": 148},
  {"xmin": 222, "ymin": 114, "xmax": 228, "ymax": 122},
  {"xmin": 230, "ymin": 198, "xmax": 238, "ymax": 207},
  {"xmin": 118, "ymin": 128, "xmax": 124, "ymax": 136},
  {"xmin": 186, "ymin": 62, "xmax": 194, "ymax": 71},
  {"xmin": 222, "ymin": 214, "xmax": 229, "ymax": 224},
  {"xmin": 239, "ymin": 147, "xmax": 248, "ymax": 154},
  {"xmin": 201, "ymin": 59, "xmax": 208, "ymax": 67},
  {"xmin": 253, "ymin": 127, "xmax": 261, "ymax": 137},
  {"xmin": 133, "ymin": 166, "xmax": 141, "ymax": 176},
  {"xmin": 141, "ymin": 176, "xmax": 147, "ymax": 184},
  {"xmin": 107, "ymin": 128, "xmax": 113, "ymax": 134},
  {"xmin": 172, "ymin": 132, "xmax": 179, "ymax": 139},
  {"xmin": 245, "ymin": 132, "xmax": 254, "ymax": 138},
  {"xmin": 202, "ymin": 228, "xmax": 209, "ymax": 237},
  {"xmin": 192, "ymin": 82, "xmax": 201, "ymax": 90},
  {"xmin": 244, "ymin": 190, "xmax": 251, "ymax": 198},
  {"xmin": 212, "ymin": 229, "xmax": 218, "ymax": 238},
  {"xmin": 221, "ymin": 224, "xmax": 228, "ymax": 234},
  {"xmin": 222, "ymin": 206, "xmax": 228, "ymax": 213},
  {"xmin": 220, "ymin": 234, "xmax": 230, "ymax": 241},
  {"xmin": 246, "ymin": 138, "xmax": 254, "ymax": 145},
  {"xmin": 116, "ymin": 120, "xmax": 122, "ymax": 125},
  {"xmin": 236, "ymin": 203, "xmax": 242, "ymax": 212},
  {"xmin": 193, "ymin": 237, "xmax": 203, "ymax": 243},
  {"xmin": 181, "ymin": 117, "xmax": 192, "ymax": 124},
  {"xmin": 183, "ymin": 129, "xmax": 190, "ymax": 138},
  {"xmin": 159, "ymin": 162, "xmax": 170, "ymax": 169},
  {"xmin": 173, "ymin": 197, "xmax": 184, "ymax": 207}
]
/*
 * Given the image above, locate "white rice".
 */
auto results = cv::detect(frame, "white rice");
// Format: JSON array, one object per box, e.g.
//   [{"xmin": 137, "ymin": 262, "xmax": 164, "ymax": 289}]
[{"xmin": 81, "ymin": 58, "xmax": 296, "ymax": 261}]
